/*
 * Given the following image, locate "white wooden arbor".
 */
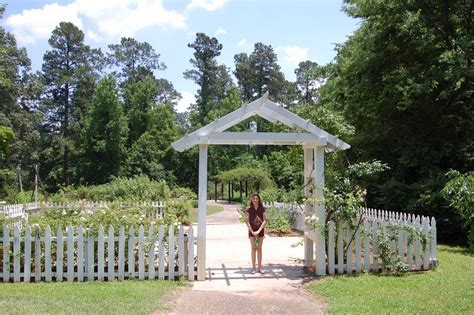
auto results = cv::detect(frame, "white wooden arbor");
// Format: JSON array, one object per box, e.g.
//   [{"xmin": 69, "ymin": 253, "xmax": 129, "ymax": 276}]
[{"xmin": 172, "ymin": 92, "xmax": 350, "ymax": 280}]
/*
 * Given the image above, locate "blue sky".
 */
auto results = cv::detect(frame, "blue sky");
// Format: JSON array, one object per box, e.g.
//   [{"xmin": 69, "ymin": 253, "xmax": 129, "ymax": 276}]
[{"xmin": 2, "ymin": 0, "xmax": 359, "ymax": 112}]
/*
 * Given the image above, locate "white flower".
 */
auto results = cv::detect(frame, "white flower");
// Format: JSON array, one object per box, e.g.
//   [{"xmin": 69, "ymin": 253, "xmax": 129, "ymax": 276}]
[{"xmin": 62, "ymin": 210, "xmax": 67, "ymax": 215}]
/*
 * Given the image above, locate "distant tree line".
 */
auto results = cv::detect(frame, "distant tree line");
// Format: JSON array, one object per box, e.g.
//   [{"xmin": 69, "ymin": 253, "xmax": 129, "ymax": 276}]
[{"xmin": 0, "ymin": 1, "xmax": 472, "ymax": 244}]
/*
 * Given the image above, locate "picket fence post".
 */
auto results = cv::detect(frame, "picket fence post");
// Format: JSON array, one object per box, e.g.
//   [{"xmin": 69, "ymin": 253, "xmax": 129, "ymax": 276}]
[
  {"xmin": 328, "ymin": 221, "xmax": 335, "ymax": 275},
  {"xmin": 188, "ymin": 225, "xmax": 195, "ymax": 281},
  {"xmin": 108, "ymin": 226, "xmax": 115, "ymax": 281},
  {"xmin": 158, "ymin": 225, "xmax": 165, "ymax": 280},
  {"xmin": 168, "ymin": 225, "xmax": 175, "ymax": 280},
  {"xmin": 57, "ymin": 228, "xmax": 63, "ymax": 282},
  {"xmin": 24, "ymin": 225, "xmax": 32, "ymax": 283}
]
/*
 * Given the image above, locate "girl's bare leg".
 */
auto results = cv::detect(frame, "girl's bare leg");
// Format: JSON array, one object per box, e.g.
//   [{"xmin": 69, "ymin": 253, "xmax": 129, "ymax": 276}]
[
  {"xmin": 249, "ymin": 237, "xmax": 257, "ymax": 272},
  {"xmin": 257, "ymin": 237, "xmax": 264, "ymax": 273}
]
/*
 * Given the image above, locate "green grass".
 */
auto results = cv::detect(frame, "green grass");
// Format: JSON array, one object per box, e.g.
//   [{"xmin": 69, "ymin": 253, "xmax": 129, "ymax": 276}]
[
  {"xmin": 187, "ymin": 205, "xmax": 224, "ymax": 223},
  {"xmin": 0, "ymin": 280, "xmax": 185, "ymax": 314},
  {"xmin": 307, "ymin": 245, "xmax": 474, "ymax": 314}
]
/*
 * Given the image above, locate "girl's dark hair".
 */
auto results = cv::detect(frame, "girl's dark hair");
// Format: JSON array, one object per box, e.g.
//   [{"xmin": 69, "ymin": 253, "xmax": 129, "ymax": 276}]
[{"xmin": 249, "ymin": 193, "xmax": 263, "ymax": 208}]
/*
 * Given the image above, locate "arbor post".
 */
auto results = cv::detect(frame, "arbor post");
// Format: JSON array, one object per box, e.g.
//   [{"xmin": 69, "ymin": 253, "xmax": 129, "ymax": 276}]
[
  {"xmin": 303, "ymin": 146, "xmax": 315, "ymax": 267},
  {"xmin": 197, "ymin": 144, "xmax": 208, "ymax": 280},
  {"xmin": 314, "ymin": 146, "xmax": 326, "ymax": 276}
]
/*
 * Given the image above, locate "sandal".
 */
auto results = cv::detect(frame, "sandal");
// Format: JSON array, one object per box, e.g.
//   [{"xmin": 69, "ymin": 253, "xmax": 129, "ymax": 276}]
[
  {"xmin": 259, "ymin": 270, "xmax": 265, "ymax": 274},
  {"xmin": 250, "ymin": 269, "xmax": 256, "ymax": 274}
]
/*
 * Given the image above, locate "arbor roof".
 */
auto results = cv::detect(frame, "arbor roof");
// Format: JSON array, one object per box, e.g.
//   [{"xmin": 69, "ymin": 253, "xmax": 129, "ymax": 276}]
[{"xmin": 172, "ymin": 92, "xmax": 350, "ymax": 152}]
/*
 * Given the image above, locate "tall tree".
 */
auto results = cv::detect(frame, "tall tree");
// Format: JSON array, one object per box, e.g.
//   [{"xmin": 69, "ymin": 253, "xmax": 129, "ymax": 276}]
[
  {"xmin": 41, "ymin": 22, "xmax": 102, "ymax": 186},
  {"xmin": 81, "ymin": 75, "xmax": 128, "ymax": 184},
  {"xmin": 234, "ymin": 43, "xmax": 287, "ymax": 102},
  {"xmin": 124, "ymin": 75, "xmax": 158, "ymax": 144},
  {"xmin": 156, "ymin": 78, "xmax": 181, "ymax": 106},
  {"xmin": 295, "ymin": 60, "xmax": 324, "ymax": 104},
  {"xmin": 322, "ymin": 0, "xmax": 473, "ymax": 244},
  {"xmin": 0, "ymin": 5, "xmax": 44, "ymax": 196},
  {"xmin": 184, "ymin": 33, "xmax": 232, "ymax": 127},
  {"xmin": 107, "ymin": 37, "xmax": 166, "ymax": 85}
]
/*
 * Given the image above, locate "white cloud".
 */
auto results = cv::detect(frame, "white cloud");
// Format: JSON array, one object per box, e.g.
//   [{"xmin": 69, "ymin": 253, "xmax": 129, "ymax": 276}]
[
  {"xmin": 237, "ymin": 38, "xmax": 250, "ymax": 48},
  {"xmin": 277, "ymin": 45, "xmax": 309, "ymax": 65},
  {"xmin": 186, "ymin": 0, "xmax": 226, "ymax": 11},
  {"xmin": 215, "ymin": 27, "xmax": 227, "ymax": 36},
  {"xmin": 6, "ymin": 0, "xmax": 187, "ymax": 45},
  {"xmin": 5, "ymin": 3, "xmax": 82, "ymax": 45},
  {"xmin": 86, "ymin": 30, "xmax": 102, "ymax": 42},
  {"xmin": 176, "ymin": 91, "xmax": 195, "ymax": 113}
]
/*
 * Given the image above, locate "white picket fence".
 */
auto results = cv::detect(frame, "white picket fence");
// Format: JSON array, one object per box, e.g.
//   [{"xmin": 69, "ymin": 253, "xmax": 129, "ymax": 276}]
[
  {"xmin": 0, "ymin": 202, "xmax": 37, "ymax": 218},
  {"xmin": 0, "ymin": 224, "xmax": 195, "ymax": 283},
  {"xmin": 0, "ymin": 201, "xmax": 166, "ymax": 223},
  {"xmin": 306, "ymin": 213, "xmax": 438, "ymax": 274}
]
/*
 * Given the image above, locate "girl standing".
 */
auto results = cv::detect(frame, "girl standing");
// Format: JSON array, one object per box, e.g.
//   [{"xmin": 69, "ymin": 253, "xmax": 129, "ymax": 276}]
[{"xmin": 246, "ymin": 193, "xmax": 266, "ymax": 274}]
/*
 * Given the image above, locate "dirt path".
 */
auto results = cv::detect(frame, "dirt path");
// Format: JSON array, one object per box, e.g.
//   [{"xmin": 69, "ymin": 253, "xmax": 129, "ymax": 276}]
[{"xmin": 161, "ymin": 201, "xmax": 325, "ymax": 314}]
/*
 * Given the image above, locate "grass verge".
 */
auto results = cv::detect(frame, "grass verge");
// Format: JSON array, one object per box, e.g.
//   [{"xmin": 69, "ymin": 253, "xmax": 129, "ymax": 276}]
[
  {"xmin": 188, "ymin": 205, "xmax": 224, "ymax": 223},
  {"xmin": 0, "ymin": 280, "xmax": 185, "ymax": 314},
  {"xmin": 307, "ymin": 245, "xmax": 473, "ymax": 314}
]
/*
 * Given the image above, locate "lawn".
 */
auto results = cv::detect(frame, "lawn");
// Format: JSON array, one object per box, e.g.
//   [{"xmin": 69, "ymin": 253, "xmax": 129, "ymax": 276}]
[
  {"xmin": 0, "ymin": 280, "xmax": 185, "ymax": 314},
  {"xmin": 187, "ymin": 205, "xmax": 224, "ymax": 223},
  {"xmin": 307, "ymin": 245, "xmax": 474, "ymax": 314}
]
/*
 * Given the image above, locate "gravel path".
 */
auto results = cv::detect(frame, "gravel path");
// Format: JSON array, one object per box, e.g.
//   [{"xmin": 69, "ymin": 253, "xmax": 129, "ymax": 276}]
[{"xmin": 161, "ymin": 201, "xmax": 325, "ymax": 314}]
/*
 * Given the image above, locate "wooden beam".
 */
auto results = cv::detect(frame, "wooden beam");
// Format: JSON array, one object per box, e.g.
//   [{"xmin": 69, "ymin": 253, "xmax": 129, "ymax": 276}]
[{"xmin": 197, "ymin": 132, "xmax": 325, "ymax": 146}]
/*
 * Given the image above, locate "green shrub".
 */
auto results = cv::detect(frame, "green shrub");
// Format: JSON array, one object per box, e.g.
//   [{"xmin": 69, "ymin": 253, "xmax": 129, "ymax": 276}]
[
  {"xmin": 14, "ymin": 191, "xmax": 45, "ymax": 204},
  {"xmin": 265, "ymin": 207, "xmax": 293, "ymax": 234},
  {"xmin": 259, "ymin": 187, "xmax": 285, "ymax": 204},
  {"xmin": 28, "ymin": 204, "xmax": 169, "ymax": 236},
  {"xmin": 171, "ymin": 187, "xmax": 197, "ymax": 201},
  {"xmin": 51, "ymin": 176, "xmax": 170, "ymax": 202},
  {"xmin": 165, "ymin": 200, "xmax": 192, "ymax": 224}
]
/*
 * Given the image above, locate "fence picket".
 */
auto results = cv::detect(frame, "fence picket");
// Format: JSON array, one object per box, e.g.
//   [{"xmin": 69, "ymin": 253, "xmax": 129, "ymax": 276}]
[
  {"xmin": 3, "ymin": 226, "xmax": 9, "ymax": 282},
  {"xmin": 363, "ymin": 220, "xmax": 370, "ymax": 271},
  {"xmin": 118, "ymin": 227, "xmax": 125, "ymax": 281},
  {"xmin": 168, "ymin": 225, "xmax": 175, "ymax": 280},
  {"xmin": 328, "ymin": 221, "xmax": 335, "ymax": 275},
  {"xmin": 108, "ymin": 226, "xmax": 115, "ymax": 281},
  {"xmin": 373, "ymin": 222, "xmax": 379, "ymax": 272},
  {"xmin": 98, "ymin": 226, "xmax": 104, "ymax": 281},
  {"xmin": 422, "ymin": 218, "xmax": 429, "ymax": 270},
  {"xmin": 158, "ymin": 225, "xmax": 165, "ymax": 280},
  {"xmin": 77, "ymin": 227, "xmax": 84, "ymax": 282},
  {"xmin": 87, "ymin": 233, "xmax": 94, "ymax": 281},
  {"xmin": 188, "ymin": 225, "xmax": 195, "ymax": 281},
  {"xmin": 56, "ymin": 228, "xmax": 63, "ymax": 282},
  {"xmin": 44, "ymin": 226, "xmax": 52, "ymax": 282},
  {"xmin": 414, "ymin": 218, "xmax": 422, "ymax": 270},
  {"xmin": 67, "ymin": 226, "xmax": 74, "ymax": 282},
  {"xmin": 148, "ymin": 226, "xmax": 156, "ymax": 279},
  {"xmin": 138, "ymin": 225, "xmax": 145, "ymax": 280},
  {"xmin": 355, "ymin": 224, "xmax": 361, "ymax": 273},
  {"xmin": 346, "ymin": 225, "xmax": 353, "ymax": 274},
  {"xmin": 178, "ymin": 226, "xmax": 185, "ymax": 277},
  {"xmin": 337, "ymin": 223, "xmax": 344, "ymax": 274},
  {"xmin": 35, "ymin": 226, "xmax": 42, "ymax": 282},
  {"xmin": 128, "ymin": 226, "xmax": 135, "ymax": 279},
  {"xmin": 13, "ymin": 226, "xmax": 20, "ymax": 282},
  {"xmin": 398, "ymin": 226, "xmax": 404, "ymax": 260},
  {"xmin": 24, "ymin": 225, "xmax": 31, "ymax": 283},
  {"xmin": 430, "ymin": 217, "xmax": 437, "ymax": 264}
]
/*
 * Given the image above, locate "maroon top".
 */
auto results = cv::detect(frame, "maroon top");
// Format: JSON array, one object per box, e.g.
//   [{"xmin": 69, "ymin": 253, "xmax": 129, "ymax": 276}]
[{"xmin": 246, "ymin": 206, "xmax": 266, "ymax": 238}]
